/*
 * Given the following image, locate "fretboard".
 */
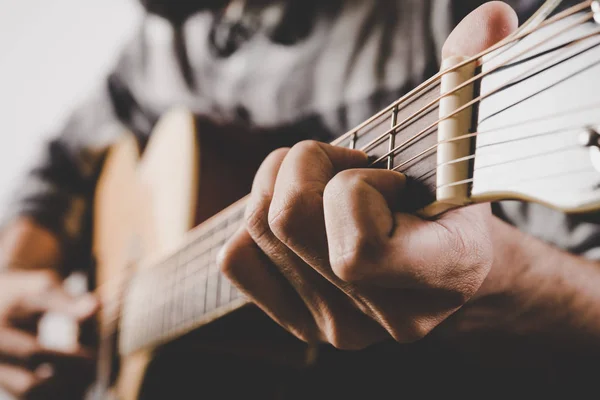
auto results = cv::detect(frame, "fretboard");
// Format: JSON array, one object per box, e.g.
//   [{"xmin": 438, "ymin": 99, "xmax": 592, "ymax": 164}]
[{"xmin": 119, "ymin": 80, "xmax": 443, "ymax": 355}]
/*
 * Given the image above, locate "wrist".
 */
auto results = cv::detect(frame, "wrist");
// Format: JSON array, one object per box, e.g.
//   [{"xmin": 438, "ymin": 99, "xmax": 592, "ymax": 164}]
[{"xmin": 473, "ymin": 216, "xmax": 538, "ymax": 299}]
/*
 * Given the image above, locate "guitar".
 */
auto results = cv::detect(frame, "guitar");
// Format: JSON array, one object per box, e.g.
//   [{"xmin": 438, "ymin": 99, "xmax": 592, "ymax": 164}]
[{"xmin": 90, "ymin": 1, "xmax": 600, "ymax": 398}]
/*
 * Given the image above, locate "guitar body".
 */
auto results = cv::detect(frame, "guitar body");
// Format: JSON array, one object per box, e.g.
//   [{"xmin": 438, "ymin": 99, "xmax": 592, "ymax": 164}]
[
  {"xmin": 92, "ymin": 110, "xmax": 316, "ymax": 399},
  {"xmin": 93, "ymin": 109, "xmax": 199, "ymax": 399}
]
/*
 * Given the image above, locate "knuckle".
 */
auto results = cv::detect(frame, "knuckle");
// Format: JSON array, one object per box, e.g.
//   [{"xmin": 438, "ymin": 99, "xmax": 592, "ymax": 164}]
[
  {"xmin": 331, "ymin": 237, "xmax": 383, "ymax": 283},
  {"xmin": 245, "ymin": 195, "xmax": 271, "ymax": 243},
  {"xmin": 265, "ymin": 147, "xmax": 291, "ymax": 164},
  {"xmin": 216, "ymin": 239, "xmax": 242, "ymax": 280},
  {"xmin": 268, "ymin": 189, "xmax": 321, "ymax": 244},
  {"xmin": 323, "ymin": 170, "xmax": 358, "ymax": 202},
  {"xmin": 267, "ymin": 196, "xmax": 297, "ymax": 242},
  {"xmin": 291, "ymin": 140, "xmax": 323, "ymax": 158}
]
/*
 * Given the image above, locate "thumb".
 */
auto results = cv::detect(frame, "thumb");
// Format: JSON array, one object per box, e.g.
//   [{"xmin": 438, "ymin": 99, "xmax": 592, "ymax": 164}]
[{"xmin": 442, "ymin": 1, "xmax": 518, "ymax": 59}]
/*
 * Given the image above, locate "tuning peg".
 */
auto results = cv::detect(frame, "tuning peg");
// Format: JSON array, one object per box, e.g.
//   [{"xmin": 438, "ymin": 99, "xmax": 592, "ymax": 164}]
[
  {"xmin": 593, "ymin": 1, "xmax": 600, "ymax": 24},
  {"xmin": 579, "ymin": 127, "xmax": 600, "ymax": 148}
]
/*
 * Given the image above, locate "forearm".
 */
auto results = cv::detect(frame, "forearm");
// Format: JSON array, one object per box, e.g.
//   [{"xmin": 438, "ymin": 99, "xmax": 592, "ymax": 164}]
[
  {"xmin": 0, "ymin": 217, "xmax": 62, "ymax": 271},
  {"xmin": 447, "ymin": 216, "xmax": 600, "ymax": 347}
]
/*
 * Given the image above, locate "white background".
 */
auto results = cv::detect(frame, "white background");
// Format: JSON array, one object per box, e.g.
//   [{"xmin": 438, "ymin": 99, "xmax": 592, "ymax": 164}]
[
  {"xmin": 0, "ymin": 0, "xmax": 141, "ymax": 215},
  {"xmin": 0, "ymin": 1, "xmax": 140, "ymax": 397}
]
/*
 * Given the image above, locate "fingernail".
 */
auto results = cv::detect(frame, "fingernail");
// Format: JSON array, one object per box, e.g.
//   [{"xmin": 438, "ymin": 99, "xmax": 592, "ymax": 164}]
[
  {"xmin": 35, "ymin": 363, "xmax": 54, "ymax": 380},
  {"xmin": 73, "ymin": 294, "xmax": 98, "ymax": 316}
]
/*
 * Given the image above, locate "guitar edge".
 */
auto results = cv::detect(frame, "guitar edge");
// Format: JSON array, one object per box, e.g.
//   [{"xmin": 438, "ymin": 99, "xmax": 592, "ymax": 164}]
[{"xmin": 93, "ymin": 109, "xmax": 199, "ymax": 400}]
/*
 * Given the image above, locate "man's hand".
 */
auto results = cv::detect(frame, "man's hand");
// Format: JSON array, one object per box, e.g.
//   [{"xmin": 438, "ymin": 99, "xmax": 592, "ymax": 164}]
[
  {"xmin": 0, "ymin": 220, "xmax": 98, "ymax": 399},
  {"xmin": 218, "ymin": 2, "xmax": 518, "ymax": 349}
]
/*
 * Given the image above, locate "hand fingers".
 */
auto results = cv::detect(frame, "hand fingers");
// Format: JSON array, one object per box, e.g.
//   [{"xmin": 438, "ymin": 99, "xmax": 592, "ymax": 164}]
[
  {"xmin": 0, "ymin": 363, "xmax": 51, "ymax": 399},
  {"xmin": 324, "ymin": 169, "xmax": 490, "ymax": 289},
  {"xmin": 230, "ymin": 146, "xmax": 385, "ymax": 349},
  {"xmin": 7, "ymin": 270, "xmax": 98, "ymax": 323},
  {"xmin": 218, "ymin": 227, "xmax": 318, "ymax": 342},
  {"xmin": 442, "ymin": 1, "xmax": 518, "ymax": 59},
  {"xmin": 323, "ymin": 169, "xmax": 405, "ymax": 284},
  {"xmin": 0, "ymin": 327, "xmax": 41, "ymax": 366},
  {"xmin": 329, "ymin": 0, "xmax": 515, "ymax": 290},
  {"xmin": 323, "ymin": 169, "xmax": 492, "ymax": 342},
  {"xmin": 0, "ymin": 327, "xmax": 93, "ymax": 367},
  {"xmin": 268, "ymin": 141, "xmax": 368, "ymax": 268}
]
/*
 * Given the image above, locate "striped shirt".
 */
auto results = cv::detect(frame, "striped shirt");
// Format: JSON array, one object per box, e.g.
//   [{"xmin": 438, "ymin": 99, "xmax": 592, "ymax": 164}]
[{"xmin": 6, "ymin": 0, "xmax": 598, "ymax": 272}]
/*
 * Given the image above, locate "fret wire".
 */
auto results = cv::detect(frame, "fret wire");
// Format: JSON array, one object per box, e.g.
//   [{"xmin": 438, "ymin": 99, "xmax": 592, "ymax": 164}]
[
  {"xmin": 197, "ymin": 267, "xmax": 207, "ymax": 320},
  {"xmin": 175, "ymin": 252, "xmax": 186, "ymax": 329},
  {"xmin": 388, "ymin": 106, "xmax": 398, "ymax": 170},
  {"xmin": 360, "ymin": 82, "xmax": 440, "ymax": 155}
]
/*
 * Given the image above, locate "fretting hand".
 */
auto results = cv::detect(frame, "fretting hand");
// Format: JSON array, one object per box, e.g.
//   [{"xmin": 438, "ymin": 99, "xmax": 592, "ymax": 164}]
[{"xmin": 218, "ymin": 2, "xmax": 518, "ymax": 349}]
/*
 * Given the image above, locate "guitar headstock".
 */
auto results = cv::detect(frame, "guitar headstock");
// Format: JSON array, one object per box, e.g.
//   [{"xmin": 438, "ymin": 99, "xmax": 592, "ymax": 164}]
[{"xmin": 471, "ymin": 2, "xmax": 600, "ymax": 213}]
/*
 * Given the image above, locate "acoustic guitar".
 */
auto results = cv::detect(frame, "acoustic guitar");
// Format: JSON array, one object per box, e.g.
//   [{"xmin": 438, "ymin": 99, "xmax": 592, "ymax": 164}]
[{"xmin": 89, "ymin": 1, "xmax": 600, "ymax": 398}]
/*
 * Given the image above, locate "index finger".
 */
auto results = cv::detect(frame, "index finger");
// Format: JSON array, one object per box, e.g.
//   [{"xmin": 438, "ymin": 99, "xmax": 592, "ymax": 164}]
[{"xmin": 268, "ymin": 141, "xmax": 368, "ymax": 261}]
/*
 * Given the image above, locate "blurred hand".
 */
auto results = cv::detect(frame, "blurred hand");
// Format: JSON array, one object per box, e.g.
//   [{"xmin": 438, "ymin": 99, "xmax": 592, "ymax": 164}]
[
  {"xmin": 0, "ymin": 269, "xmax": 98, "ymax": 399},
  {"xmin": 219, "ymin": 2, "xmax": 518, "ymax": 349}
]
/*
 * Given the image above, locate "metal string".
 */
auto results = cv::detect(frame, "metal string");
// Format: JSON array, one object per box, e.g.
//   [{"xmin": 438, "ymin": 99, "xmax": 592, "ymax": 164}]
[
  {"xmin": 367, "ymin": 12, "xmax": 597, "ymax": 166},
  {"xmin": 331, "ymin": 0, "xmax": 591, "ymax": 148}
]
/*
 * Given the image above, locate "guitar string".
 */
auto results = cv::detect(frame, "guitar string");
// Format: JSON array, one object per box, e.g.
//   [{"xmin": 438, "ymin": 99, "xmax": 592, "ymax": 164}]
[
  {"xmin": 367, "ymin": 13, "xmax": 597, "ymax": 166},
  {"xmin": 389, "ymin": 38, "xmax": 600, "ymax": 176},
  {"xmin": 94, "ymin": 1, "xmax": 590, "ymax": 306},
  {"xmin": 396, "ymin": 28, "xmax": 600, "ymax": 180},
  {"xmin": 97, "ymin": 3, "xmax": 600, "ymax": 338},
  {"xmin": 359, "ymin": 11, "xmax": 594, "ymax": 156},
  {"xmin": 380, "ymin": 26, "xmax": 600, "ymax": 175},
  {"xmin": 392, "ymin": 111, "xmax": 600, "ymax": 174},
  {"xmin": 331, "ymin": 0, "xmax": 592, "ymax": 148},
  {"xmin": 438, "ymin": 165, "xmax": 597, "ymax": 191},
  {"xmin": 111, "ymin": 120, "xmax": 600, "ymax": 337}
]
